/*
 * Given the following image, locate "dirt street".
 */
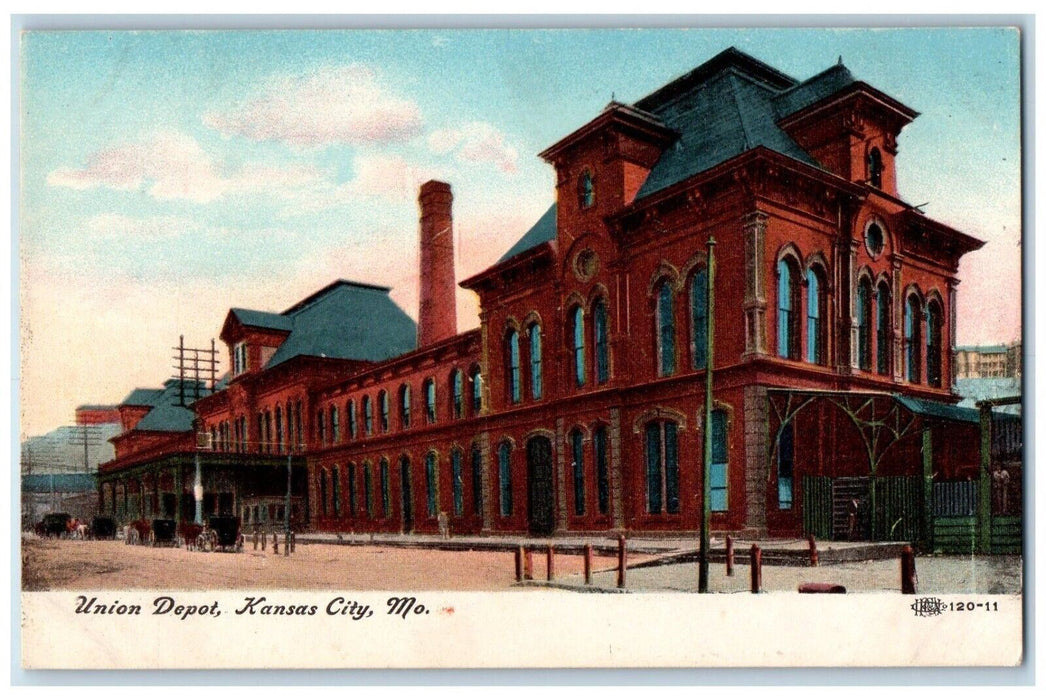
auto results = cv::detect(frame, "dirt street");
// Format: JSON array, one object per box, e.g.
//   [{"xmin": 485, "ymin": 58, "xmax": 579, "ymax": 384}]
[{"xmin": 21, "ymin": 536, "xmax": 622, "ymax": 591}]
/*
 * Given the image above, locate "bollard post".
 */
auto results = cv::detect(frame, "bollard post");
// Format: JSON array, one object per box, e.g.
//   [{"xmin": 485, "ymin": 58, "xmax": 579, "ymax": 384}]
[
  {"xmin": 583, "ymin": 544, "xmax": 593, "ymax": 585},
  {"xmin": 808, "ymin": 534, "xmax": 819, "ymax": 567},
  {"xmin": 284, "ymin": 532, "xmax": 289, "ymax": 557},
  {"xmin": 524, "ymin": 547, "xmax": 534, "ymax": 580},
  {"xmin": 546, "ymin": 545, "xmax": 555, "ymax": 581},
  {"xmin": 617, "ymin": 535, "xmax": 626, "ymax": 589},
  {"xmin": 253, "ymin": 530, "xmax": 258, "ymax": 551},
  {"xmin": 273, "ymin": 531, "xmax": 279, "ymax": 555},
  {"xmin": 514, "ymin": 546, "xmax": 524, "ymax": 582},
  {"xmin": 750, "ymin": 544, "xmax": 762, "ymax": 594},
  {"xmin": 726, "ymin": 535, "xmax": 734, "ymax": 577},
  {"xmin": 901, "ymin": 545, "xmax": 917, "ymax": 594},
  {"xmin": 290, "ymin": 531, "xmax": 296, "ymax": 553}
]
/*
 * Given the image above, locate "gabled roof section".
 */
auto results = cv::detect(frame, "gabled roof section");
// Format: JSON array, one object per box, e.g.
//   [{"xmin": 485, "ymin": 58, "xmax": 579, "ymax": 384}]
[
  {"xmin": 129, "ymin": 379, "xmax": 204, "ymax": 432},
  {"xmin": 120, "ymin": 388, "xmax": 164, "ymax": 407},
  {"xmin": 496, "ymin": 204, "xmax": 557, "ymax": 264},
  {"xmin": 773, "ymin": 63, "xmax": 857, "ymax": 119},
  {"xmin": 265, "ymin": 280, "xmax": 417, "ymax": 368},
  {"xmin": 229, "ymin": 308, "xmax": 294, "ymax": 332}
]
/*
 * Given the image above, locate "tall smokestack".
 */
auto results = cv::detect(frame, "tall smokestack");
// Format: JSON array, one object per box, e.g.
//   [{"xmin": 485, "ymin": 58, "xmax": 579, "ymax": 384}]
[{"xmin": 418, "ymin": 180, "xmax": 457, "ymax": 347}]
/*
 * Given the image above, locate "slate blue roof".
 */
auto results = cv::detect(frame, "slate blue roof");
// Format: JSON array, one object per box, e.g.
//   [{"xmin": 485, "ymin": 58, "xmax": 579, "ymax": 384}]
[
  {"xmin": 121, "ymin": 388, "xmax": 164, "ymax": 407},
  {"xmin": 128, "ymin": 379, "xmax": 206, "ymax": 432},
  {"xmin": 264, "ymin": 280, "xmax": 417, "ymax": 368},
  {"xmin": 496, "ymin": 49, "xmax": 869, "ymax": 265},
  {"xmin": 894, "ymin": 395, "xmax": 980, "ymax": 425},
  {"xmin": 230, "ymin": 308, "xmax": 294, "ymax": 332},
  {"xmin": 497, "ymin": 204, "xmax": 558, "ymax": 264}
]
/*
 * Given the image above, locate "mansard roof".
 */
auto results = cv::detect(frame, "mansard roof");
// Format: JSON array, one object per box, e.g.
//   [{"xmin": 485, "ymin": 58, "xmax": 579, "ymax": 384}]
[
  {"xmin": 495, "ymin": 47, "xmax": 915, "ymax": 265},
  {"xmin": 229, "ymin": 280, "xmax": 418, "ymax": 370}
]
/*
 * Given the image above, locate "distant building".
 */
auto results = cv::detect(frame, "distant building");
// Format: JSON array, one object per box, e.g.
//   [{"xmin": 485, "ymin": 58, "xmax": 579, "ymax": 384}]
[
  {"xmin": 955, "ymin": 342, "xmax": 1022, "ymax": 379},
  {"xmin": 21, "ymin": 409, "xmax": 122, "ymax": 527}
]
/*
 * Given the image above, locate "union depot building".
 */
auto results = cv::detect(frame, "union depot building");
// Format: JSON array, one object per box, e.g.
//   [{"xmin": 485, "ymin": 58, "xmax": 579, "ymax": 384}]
[{"xmin": 99, "ymin": 48, "xmax": 1007, "ymax": 543}]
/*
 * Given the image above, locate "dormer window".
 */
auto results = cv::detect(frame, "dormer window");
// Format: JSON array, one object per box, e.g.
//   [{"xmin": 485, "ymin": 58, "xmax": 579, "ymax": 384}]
[
  {"xmin": 233, "ymin": 342, "xmax": 248, "ymax": 376},
  {"xmin": 578, "ymin": 170, "xmax": 595, "ymax": 209}
]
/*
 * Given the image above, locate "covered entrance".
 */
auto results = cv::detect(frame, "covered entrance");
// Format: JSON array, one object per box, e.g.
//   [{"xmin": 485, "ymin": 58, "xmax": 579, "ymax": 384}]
[{"xmin": 526, "ymin": 436, "xmax": 555, "ymax": 536}]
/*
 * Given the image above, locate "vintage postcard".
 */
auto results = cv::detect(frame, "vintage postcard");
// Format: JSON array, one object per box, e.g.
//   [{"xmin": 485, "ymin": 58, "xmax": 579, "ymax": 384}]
[{"xmin": 16, "ymin": 24, "xmax": 1024, "ymax": 671}]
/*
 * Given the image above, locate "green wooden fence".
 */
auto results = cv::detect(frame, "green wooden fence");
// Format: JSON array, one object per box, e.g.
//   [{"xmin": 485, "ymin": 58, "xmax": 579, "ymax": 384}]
[
  {"xmin": 872, "ymin": 476, "xmax": 923, "ymax": 542},
  {"xmin": 801, "ymin": 475, "xmax": 833, "ymax": 539}
]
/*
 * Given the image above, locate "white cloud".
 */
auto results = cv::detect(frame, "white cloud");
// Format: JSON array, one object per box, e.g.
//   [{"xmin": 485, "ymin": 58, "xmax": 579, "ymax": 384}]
[
  {"xmin": 47, "ymin": 131, "xmax": 328, "ymax": 203},
  {"xmin": 427, "ymin": 122, "xmax": 519, "ymax": 173},
  {"xmin": 85, "ymin": 213, "xmax": 194, "ymax": 240},
  {"xmin": 204, "ymin": 64, "xmax": 423, "ymax": 147}
]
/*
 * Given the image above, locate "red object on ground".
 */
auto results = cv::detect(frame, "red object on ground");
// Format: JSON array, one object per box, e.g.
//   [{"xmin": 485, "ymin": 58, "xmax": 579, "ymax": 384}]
[
  {"xmin": 750, "ymin": 544, "xmax": 762, "ymax": 593},
  {"xmin": 901, "ymin": 544, "xmax": 917, "ymax": 594},
  {"xmin": 798, "ymin": 582, "xmax": 846, "ymax": 593}
]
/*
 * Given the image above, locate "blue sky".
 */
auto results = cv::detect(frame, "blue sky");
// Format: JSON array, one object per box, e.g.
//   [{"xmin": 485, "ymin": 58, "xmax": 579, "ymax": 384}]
[{"xmin": 18, "ymin": 27, "xmax": 1022, "ymax": 436}]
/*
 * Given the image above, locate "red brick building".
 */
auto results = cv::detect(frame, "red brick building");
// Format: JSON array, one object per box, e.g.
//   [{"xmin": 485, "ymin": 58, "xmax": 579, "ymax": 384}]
[{"xmin": 99, "ymin": 48, "xmax": 985, "ymax": 540}]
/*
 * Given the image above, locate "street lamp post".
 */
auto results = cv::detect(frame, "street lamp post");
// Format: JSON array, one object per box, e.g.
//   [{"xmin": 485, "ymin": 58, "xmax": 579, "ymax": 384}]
[{"xmin": 699, "ymin": 236, "xmax": 716, "ymax": 593}]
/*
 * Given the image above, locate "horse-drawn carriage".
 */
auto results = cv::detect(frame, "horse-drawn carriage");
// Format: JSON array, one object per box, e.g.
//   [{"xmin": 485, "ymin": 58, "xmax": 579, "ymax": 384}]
[
  {"xmin": 91, "ymin": 516, "xmax": 117, "ymax": 540},
  {"xmin": 124, "ymin": 519, "xmax": 150, "ymax": 545},
  {"xmin": 148, "ymin": 519, "xmax": 178, "ymax": 547},
  {"xmin": 194, "ymin": 516, "xmax": 243, "ymax": 553},
  {"xmin": 40, "ymin": 513, "xmax": 72, "ymax": 538}
]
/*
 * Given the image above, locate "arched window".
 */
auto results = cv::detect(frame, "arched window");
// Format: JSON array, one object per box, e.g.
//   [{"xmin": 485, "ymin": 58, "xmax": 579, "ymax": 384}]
[
  {"xmin": 656, "ymin": 281, "xmax": 676, "ymax": 376},
  {"xmin": 868, "ymin": 147, "xmax": 883, "ymax": 189},
  {"xmin": 424, "ymin": 378, "xmax": 437, "ymax": 423},
  {"xmin": 578, "ymin": 170, "xmax": 595, "ymax": 209},
  {"xmin": 264, "ymin": 410, "xmax": 272, "ymax": 453},
  {"xmin": 451, "ymin": 448, "xmax": 464, "ymax": 517},
  {"xmin": 571, "ymin": 307, "xmax": 586, "ymax": 386},
  {"xmin": 777, "ymin": 259, "xmax": 800, "ymax": 360},
  {"xmin": 347, "ymin": 400, "xmax": 357, "ymax": 440},
  {"xmin": 275, "ymin": 406, "xmax": 283, "ymax": 453},
  {"xmin": 857, "ymin": 277, "xmax": 873, "ymax": 370},
  {"xmin": 506, "ymin": 329, "xmax": 521, "ymax": 404},
  {"xmin": 777, "ymin": 423, "xmax": 794, "ymax": 510},
  {"xmin": 363, "ymin": 462, "xmax": 374, "ymax": 518},
  {"xmin": 645, "ymin": 420, "xmax": 679, "ymax": 514},
  {"xmin": 400, "ymin": 384, "xmax": 411, "ymax": 429},
  {"xmin": 451, "ymin": 370, "xmax": 464, "ymax": 419},
  {"xmin": 927, "ymin": 300, "xmax": 943, "ymax": 387},
  {"xmin": 593, "ymin": 299, "xmax": 609, "ymax": 383},
  {"xmin": 380, "ymin": 458, "xmax": 391, "ymax": 518},
  {"xmin": 347, "ymin": 463, "xmax": 357, "ymax": 515},
  {"xmin": 876, "ymin": 282, "xmax": 892, "ymax": 375},
  {"xmin": 378, "ymin": 390, "xmax": 389, "ymax": 433},
  {"xmin": 593, "ymin": 425, "xmax": 610, "ymax": 515},
  {"xmin": 330, "ymin": 405, "xmax": 340, "ymax": 444},
  {"xmin": 527, "ymin": 322, "xmax": 543, "ymax": 400},
  {"xmin": 331, "ymin": 465, "xmax": 341, "ymax": 516},
  {"xmin": 710, "ymin": 409, "xmax": 729, "ymax": 512},
  {"xmin": 570, "ymin": 429, "xmax": 586, "ymax": 516},
  {"xmin": 806, "ymin": 267, "xmax": 826, "ymax": 365},
  {"xmin": 469, "ymin": 366, "xmax": 482, "ymax": 414},
  {"xmin": 315, "ymin": 409, "xmax": 325, "ymax": 447},
  {"xmin": 294, "ymin": 401, "xmax": 303, "ymax": 451},
  {"xmin": 471, "ymin": 442, "xmax": 484, "ymax": 517},
  {"xmin": 905, "ymin": 295, "xmax": 922, "ymax": 383},
  {"xmin": 425, "ymin": 452, "xmax": 438, "ymax": 518},
  {"xmin": 319, "ymin": 468, "xmax": 329, "ymax": 517},
  {"xmin": 690, "ymin": 267, "xmax": 708, "ymax": 370},
  {"xmin": 362, "ymin": 395, "xmax": 373, "ymax": 435},
  {"xmin": 498, "ymin": 441, "xmax": 513, "ymax": 516}
]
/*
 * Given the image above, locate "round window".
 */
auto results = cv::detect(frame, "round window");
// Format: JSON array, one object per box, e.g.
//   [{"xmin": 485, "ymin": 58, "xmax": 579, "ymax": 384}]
[
  {"xmin": 574, "ymin": 249, "xmax": 599, "ymax": 281},
  {"xmin": 865, "ymin": 222, "xmax": 885, "ymax": 257}
]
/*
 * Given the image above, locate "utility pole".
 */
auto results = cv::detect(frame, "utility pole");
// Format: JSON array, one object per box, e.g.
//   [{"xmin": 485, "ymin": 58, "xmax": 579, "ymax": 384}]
[{"xmin": 699, "ymin": 236, "xmax": 716, "ymax": 593}]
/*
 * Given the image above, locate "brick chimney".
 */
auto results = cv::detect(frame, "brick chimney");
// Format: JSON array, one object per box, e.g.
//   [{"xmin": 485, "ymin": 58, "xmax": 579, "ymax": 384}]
[{"xmin": 417, "ymin": 180, "xmax": 457, "ymax": 347}]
